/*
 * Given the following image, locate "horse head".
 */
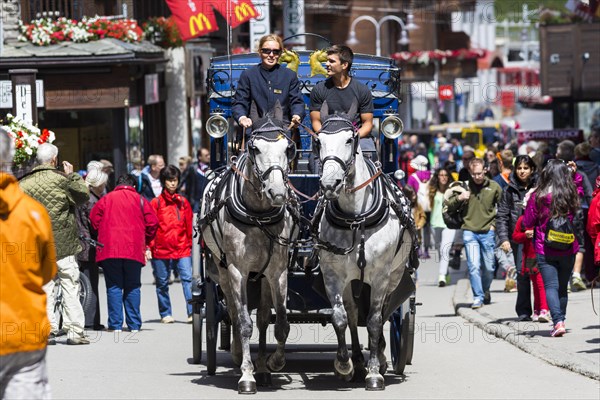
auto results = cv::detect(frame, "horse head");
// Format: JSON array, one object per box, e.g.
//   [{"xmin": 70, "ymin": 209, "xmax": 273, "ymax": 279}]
[
  {"xmin": 247, "ymin": 101, "xmax": 296, "ymax": 207},
  {"xmin": 315, "ymin": 100, "xmax": 359, "ymax": 200}
]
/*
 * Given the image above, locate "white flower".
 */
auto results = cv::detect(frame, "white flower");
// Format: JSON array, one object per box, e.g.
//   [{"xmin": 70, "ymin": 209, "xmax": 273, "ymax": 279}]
[{"xmin": 25, "ymin": 147, "xmax": 33, "ymax": 155}]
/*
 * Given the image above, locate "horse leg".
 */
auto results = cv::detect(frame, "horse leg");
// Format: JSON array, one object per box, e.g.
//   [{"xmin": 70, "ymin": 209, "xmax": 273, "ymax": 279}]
[
  {"xmin": 365, "ymin": 296, "xmax": 386, "ymax": 391},
  {"xmin": 325, "ymin": 277, "xmax": 353, "ymax": 380},
  {"xmin": 218, "ymin": 271, "xmax": 243, "ymax": 367},
  {"xmin": 266, "ymin": 268, "xmax": 289, "ymax": 373},
  {"xmin": 347, "ymin": 303, "xmax": 366, "ymax": 380},
  {"xmin": 255, "ymin": 279, "xmax": 272, "ymax": 386},
  {"xmin": 224, "ymin": 266, "xmax": 256, "ymax": 394}
]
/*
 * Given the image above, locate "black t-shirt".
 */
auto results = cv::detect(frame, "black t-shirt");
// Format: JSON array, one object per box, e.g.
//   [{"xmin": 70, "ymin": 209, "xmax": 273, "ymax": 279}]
[{"xmin": 309, "ymin": 78, "xmax": 373, "ymax": 126}]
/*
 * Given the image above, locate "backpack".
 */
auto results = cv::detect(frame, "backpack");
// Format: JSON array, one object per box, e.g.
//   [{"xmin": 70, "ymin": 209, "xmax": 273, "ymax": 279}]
[
  {"xmin": 442, "ymin": 181, "xmax": 469, "ymax": 230},
  {"xmin": 544, "ymin": 215, "xmax": 575, "ymax": 250},
  {"xmin": 414, "ymin": 174, "xmax": 431, "ymax": 212}
]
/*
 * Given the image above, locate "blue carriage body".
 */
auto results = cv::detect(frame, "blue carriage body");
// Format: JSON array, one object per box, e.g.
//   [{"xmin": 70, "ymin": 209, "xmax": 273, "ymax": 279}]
[{"xmin": 206, "ymin": 51, "xmax": 402, "ymax": 174}]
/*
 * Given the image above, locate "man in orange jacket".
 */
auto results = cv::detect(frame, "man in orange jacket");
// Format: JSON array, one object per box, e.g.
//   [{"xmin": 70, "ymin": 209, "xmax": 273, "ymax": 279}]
[{"xmin": 0, "ymin": 129, "xmax": 57, "ymax": 398}]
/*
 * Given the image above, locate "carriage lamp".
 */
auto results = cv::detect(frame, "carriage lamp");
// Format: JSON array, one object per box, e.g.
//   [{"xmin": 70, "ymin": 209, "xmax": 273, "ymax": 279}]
[
  {"xmin": 206, "ymin": 114, "xmax": 229, "ymax": 138},
  {"xmin": 381, "ymin": 115, "xmax": 404, "ymax": 139}
]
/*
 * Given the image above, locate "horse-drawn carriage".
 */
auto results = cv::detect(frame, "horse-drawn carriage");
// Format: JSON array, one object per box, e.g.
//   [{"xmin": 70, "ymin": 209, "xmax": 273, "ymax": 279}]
[{"xmin": 190, "ymin": 42, "xmax": 419, "ymax": 393}]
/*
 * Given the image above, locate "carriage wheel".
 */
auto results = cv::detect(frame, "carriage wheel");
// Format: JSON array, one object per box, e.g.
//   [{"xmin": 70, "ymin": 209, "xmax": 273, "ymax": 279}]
[
  {"xmin": 389, "ymin": 302, "xmax": 410, "ymax": 375},
  {"xmin": 206, "ymin": 278, "xmax": 218, "ymax": 375},
  {"xmin": 192, "ymin": 305, "xmax": 203, "ymax": 364},
  {"xmin": 406, "ymin": 297, "xmax": 416, "ymax": 365}
]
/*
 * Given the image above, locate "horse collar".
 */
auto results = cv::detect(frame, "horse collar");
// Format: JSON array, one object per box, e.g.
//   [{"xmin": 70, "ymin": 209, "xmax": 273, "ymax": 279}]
[
  {"xmin": 324, "ymin": 159, "xmax": 389, "ymax": 230},
  {"xmin": 225, "ymin": 154, "xmax": 286, "ymax": 226}
]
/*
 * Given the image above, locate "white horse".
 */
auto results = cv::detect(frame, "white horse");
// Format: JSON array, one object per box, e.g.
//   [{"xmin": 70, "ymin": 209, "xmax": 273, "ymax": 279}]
[
  {"xmin": 200, "ymin": 103, "xmax": 299, "ymax": 394},
  {"xmin": 313, "ymin": 101, "xmax": 418, "ymax": 390}
]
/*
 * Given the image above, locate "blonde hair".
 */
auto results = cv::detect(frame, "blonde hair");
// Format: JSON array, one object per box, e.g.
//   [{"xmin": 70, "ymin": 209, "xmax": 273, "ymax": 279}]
[{"xmin": 257, "ymin": 34, "xmax": 284, "ymax": 52}]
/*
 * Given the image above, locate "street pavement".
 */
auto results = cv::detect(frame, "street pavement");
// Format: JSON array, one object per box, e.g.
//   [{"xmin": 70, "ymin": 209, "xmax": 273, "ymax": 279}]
[
  {"xmin": 46, "ymin": 256, "xmax": 600, "ymax": 399},
  {"xmin": 453, "ymin": 273, "xmax": 600, "ymax": 380}
]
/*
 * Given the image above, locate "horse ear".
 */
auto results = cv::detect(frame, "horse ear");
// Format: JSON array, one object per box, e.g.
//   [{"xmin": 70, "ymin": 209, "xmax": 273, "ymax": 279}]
[
  {"xmin": 320, "ymin": 101, "xmax": 329, "ymax": 121},
  {"xmin": 347, "ymin": 99, "xmax": 358, "ymax": 119},
  {"xmin": 273, "ymin": 100, "xmax": 283, "ymax": 121},
  {"xmin": 249, "ymin": 101, "xmax": 259, "ymax": 122}
]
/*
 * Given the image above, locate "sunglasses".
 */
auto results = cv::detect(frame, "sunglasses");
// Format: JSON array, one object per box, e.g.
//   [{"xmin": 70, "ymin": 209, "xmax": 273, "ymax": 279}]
[{"xmin": 260, "ymin": 48, "xmax": 281, "ymax": 56}]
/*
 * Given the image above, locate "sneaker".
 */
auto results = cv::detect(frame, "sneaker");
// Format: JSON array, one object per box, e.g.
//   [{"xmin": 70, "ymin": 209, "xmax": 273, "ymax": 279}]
[
  {"xmin": 161, "ymin": 315, "xmax": 175, "ymax": 324},
  {"xmin": 550, "ymin": 321, "xmax": 566, "ymax": 337},
  {"xmin": 130, "ymin": 330, "xmax": 139, "ymax": 333},
  {"xmin": 518, "ymin": 314, "xmax": 532, "ymax": 322},
  {"xmin": 47, "ymin": 332, "xmax": 57, "ymax": 345},
  {"xmin": 483, "ymin": 291, "xmax": 491, "ymax": 305},
  {"xmin": 471, "ymin": 299, "xmax": 483, "ymax": 309},
  {"xmin": 532, "ymin": 312, "xmax": 539, "ymax": 322},
  {"xmin": 571, "ymin": 276, "xmax": 586, "ymax": 292},
  {"xmin": 538, "ymin": 309, "xmax": 551, "ymax": 323},
  {"xmin": 187, "ymin": 315, "xmax": 193, "ymax": 324},
  {"xmin": 67, "ymin": 335, "xmax": 91, "ymax": 345},
  {"xmin": 438, "ymin": 274, "xmax": 447, "ymax": 287}
]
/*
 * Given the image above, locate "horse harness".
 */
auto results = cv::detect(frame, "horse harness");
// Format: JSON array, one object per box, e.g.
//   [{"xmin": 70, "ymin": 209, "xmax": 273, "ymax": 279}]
[
  {"xmin": 311, "ymin": 155, "xmax": 420, "ymax": 298},
  {"xmin": 197, "ymin": 152, "xmax": 302, "ymax": 282}
]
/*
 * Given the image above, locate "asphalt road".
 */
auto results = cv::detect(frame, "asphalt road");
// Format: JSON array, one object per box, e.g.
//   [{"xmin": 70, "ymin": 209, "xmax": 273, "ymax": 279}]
[{"xmin": 46, "ymin": 257, "xmax": 600, "ymax": 399}]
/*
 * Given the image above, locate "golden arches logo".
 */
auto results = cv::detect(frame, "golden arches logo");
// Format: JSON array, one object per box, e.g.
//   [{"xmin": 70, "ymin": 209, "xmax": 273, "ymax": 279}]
[
  {"xmin": 234, "ymin": 3, "xmax": 256, "ymax": 21},
  {"xmin": 189, "ymin": 13, "xmax": 212, "ymax": 35}
]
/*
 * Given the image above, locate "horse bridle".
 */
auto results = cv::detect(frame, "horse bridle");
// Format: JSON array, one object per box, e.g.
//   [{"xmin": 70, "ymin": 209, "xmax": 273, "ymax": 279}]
[
  {"xmin": 314, "ymin": 115, "xmax": 360, "ymax": 188},
  {"xmin": 245, "ymin": 119, "xmax": 297, "ymax": 190}
]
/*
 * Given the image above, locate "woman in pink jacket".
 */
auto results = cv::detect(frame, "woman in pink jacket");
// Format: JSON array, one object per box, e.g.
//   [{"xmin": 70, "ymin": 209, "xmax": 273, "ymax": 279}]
[{"xmin": 523, "ymin": 160, "xmax": 580, "ymax": 337}]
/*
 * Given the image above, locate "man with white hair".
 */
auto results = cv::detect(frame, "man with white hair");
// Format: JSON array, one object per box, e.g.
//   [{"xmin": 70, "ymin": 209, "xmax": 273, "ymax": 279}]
[
  {"xmin": 19, "ymin": 143, "xmax": 91, "ymax": 345},
  {"xmin": 0, "ymin": 129, "xmax": 56, "ymax": 397}
]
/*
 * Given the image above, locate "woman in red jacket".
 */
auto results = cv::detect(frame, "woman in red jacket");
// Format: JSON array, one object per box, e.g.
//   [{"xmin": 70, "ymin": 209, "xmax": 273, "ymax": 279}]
[
  {"xmin": 586, "ymin": 176, "xmax": 600, "ymax": 267},
  {"xmin": 90, "ymin": 174, "xmax": 158, "ymax": 332},
  {"xmin": 149, "ymin": 165, "xmax": 194, "ymax": 323}
]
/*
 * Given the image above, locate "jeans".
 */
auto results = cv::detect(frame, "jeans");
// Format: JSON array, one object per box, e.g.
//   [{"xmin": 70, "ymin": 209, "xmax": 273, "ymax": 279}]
[
  {"xmin": 100, "ymin": 259, "xmax": 143, "ymax": 331},
  {"xmin": 537, "ymin": 253, "xmax": 575, "ymax": 324},
  {"xmin": 463, "ymin": 230, "xmax": 496, "ymax": 302},
  {"xmin": 433, "ymin": 227, "xmax": 456, "ymax": 276},
  {"xmin": 151, "ymin": 257, "xmax": 193, "ymax": 317},
  {"xmin": 0, "ymin": 349, "xmax": 50, "ymax": 400},
  {"xmin": 44, "ymin": 256, "xmax": 85, "ymax": 336}
]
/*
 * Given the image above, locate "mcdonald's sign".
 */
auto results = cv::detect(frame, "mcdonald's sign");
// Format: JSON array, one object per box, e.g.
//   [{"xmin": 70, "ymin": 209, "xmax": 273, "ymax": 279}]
[
  {"xmin": 166, "ymin": 0, "xmax": 256, "ymax": 40},
  {"xmin": 234, "ymin": 3, "xmax": 257, "ymax": 21},
  {"xmin": 189, "ymin": 13, "xmax": 213, "ymax": 36}
]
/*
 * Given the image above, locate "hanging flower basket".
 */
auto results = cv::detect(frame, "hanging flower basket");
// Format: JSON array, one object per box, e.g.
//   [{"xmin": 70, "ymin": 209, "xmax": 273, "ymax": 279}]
[
  {"xmin": 391, "ymin": 48, "xmax": 486, "ymax": 66},
  {"xmin": 18, "ymin": 16, "xmax": 143, "ymax": 46},
  {"xmin": 2, "ymin": 114, "xmax": 56, "ymax": 169}
]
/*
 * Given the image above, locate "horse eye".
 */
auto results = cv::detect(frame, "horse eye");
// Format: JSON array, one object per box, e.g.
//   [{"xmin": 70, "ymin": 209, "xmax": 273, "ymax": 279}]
[{"xmin": 346, "ymin": 138, "xmax": 353, "ymax": 144}]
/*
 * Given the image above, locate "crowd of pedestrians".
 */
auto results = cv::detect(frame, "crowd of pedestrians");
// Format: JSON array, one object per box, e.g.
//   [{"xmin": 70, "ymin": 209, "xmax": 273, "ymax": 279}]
[{"xmin": 398, "ymin": 127, "xmax": 600, "ymax": 337}]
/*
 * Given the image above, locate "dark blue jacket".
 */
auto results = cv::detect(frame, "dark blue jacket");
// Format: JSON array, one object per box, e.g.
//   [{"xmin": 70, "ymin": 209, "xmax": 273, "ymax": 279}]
[{"xmin": 232, "ymin": 64, "xmax": 305, "ymax": 123}]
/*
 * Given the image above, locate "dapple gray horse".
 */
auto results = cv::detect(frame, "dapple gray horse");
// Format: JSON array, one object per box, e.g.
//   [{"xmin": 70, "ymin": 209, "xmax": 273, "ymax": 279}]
[
  {"xmin": 200, "ymin": 103, "xmax": 299, "ymax": 394},
  {"xmin": 313, "ymin": 101, "xmax": 417, "ymax": 390}
]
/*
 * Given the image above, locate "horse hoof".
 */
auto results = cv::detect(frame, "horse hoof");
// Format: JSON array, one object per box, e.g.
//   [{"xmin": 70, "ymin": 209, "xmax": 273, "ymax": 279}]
[
  {"xmin": 365, "ymin": 376, "xmax": 385, "ymax": 391},
  {"xmin": 334, "ymin": 368, "xmax": 354, "ymax": 382},
  {"xmin": 255, "ymin": 372, "xmax": 272, "ymax": 387},
  {"xmin": 238, "ymin": 380, "xmax": 257, "ymax": 394},
  {"xmin": 334, "ymin": 358, "xmax": 354, "ymax": 377},
  {"xmin": 267, "ymin": 354, "xmax": 285, "ymax": 372}
]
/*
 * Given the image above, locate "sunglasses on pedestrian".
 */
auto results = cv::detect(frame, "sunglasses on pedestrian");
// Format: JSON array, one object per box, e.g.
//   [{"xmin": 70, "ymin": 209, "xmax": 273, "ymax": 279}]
[{"xmin": 260, "ymin": 48, "xmax": 281, "ymax": 56}]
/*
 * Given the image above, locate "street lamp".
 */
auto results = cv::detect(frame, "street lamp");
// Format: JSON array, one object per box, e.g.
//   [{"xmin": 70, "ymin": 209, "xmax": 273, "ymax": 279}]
[{"xmin": 346, "ymin": 14, "xmax": 418, "ymax": 57}]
